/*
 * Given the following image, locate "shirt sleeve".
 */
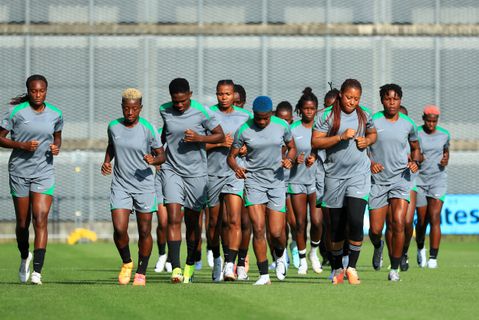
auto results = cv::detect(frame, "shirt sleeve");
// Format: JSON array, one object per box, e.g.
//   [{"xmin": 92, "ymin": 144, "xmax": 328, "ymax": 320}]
[
  {"xmin": 54, "ymin": 114, "xmax": 64, "ymax": 132},
  {"xmin": 150, "ymin": 124, "xmax": 163, "ymax": 149},
  {"xmin": 408, "ymin": 122, "xmax": 418, "ymax": 142},
  {"xmin": 232, "ymin": 127, "xmax": 245, "ymax": 149},
  {"xmin": 1, "ymin": 107, "xmax": 13, "ymax": 131},
  {"xmin": 365, "ymin": 111, "xmax": 375, "ymax": 130},
  {"xmin": 313, "ymin": 111, "xmax": 330, "ymax": 133},
  {"xmin": 283, "ymin": 124, "xmax": 293, "ymax": 143},
  {"xmin": 203, "ymin": 108, "xmax": 221, "ymax": 132}
]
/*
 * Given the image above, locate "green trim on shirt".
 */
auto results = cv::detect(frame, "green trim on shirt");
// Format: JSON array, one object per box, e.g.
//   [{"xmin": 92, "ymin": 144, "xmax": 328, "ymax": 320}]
[
  {"xmin": 190, "ymin": 100, "xmax": 210, "ymax": 119},
  {"xmin": 9, "ymin": 102, "xmax": 29, "ymax": 119},
  {"xmin": 233, "ymin": 106, "xmax": 253, "ymax": 118},
  {"xmin": 237, "ymin": 119, "xmax": 254, "ymax": 138},
  {"xmin": 372, "ymin": 111, "xmax": 385, "ymax": 120},
  {"xmin": 108, "ymin": 118, "xmax": 124, "ymax": 128},
  {"xmin": 159, "ymin": 102, "xmax": 172, "ymax": 111},
  {"xmin": 139, "ymin": 117, "xmax": 155, "ymax": 136},
  {"xmin": 436, "ymin": 126, "xmax": 450, "ymax": 138},
  {"xmin": 271, "ymin": 115, "xmax": 289, "ymax": 128},
  {"xmin": 290, "ymin": 120, "xmax": 302, "ymax": 130},
  {"xmin": 321, "ymin": 106, "xmax": 333, "ymax": 121},
  {"xmin": 399, "ymin": 113, "xmax": 417, "ymax": 129},
  {"xmin": 45, "ymin": 102, "xmax": 62, "ymax": 118}
]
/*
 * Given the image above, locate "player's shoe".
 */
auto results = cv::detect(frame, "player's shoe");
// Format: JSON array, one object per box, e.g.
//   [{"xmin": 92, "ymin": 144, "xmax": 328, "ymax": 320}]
[
  {"xmin": 268, "ymin": 261, "xmax": 276, "ymax": 270},
  {"xmin": 195, "ymin": 260, "xmax": 203, "ymax": 271},
  {"xmin": 289, "ymin": 241, "xmax": 300, "ymax": 269},
  {"xmin": 165, "ymin": 261, "xmax": 172, "ymax": 273},
  {"xmin": 171, "ymin": 267, "xmax": 184, "ymax": 283},
  {"xmin": 332, "ymin": 268, "xmax": 344, "ymax": 285},
  {"xmin": 154, "ymin": 254, "xmax": 167, "ymax": 273},
  {"xmin": 118, "ymin": 261, "xmax": 133, "ymax": 285},
  {"xmin": 223, "ymin": 262, "xmax": 236, "ymax": 281},
  {"xmin": 183, "ymin": 264, "xmax": 195, "ymax": 283},
  {"xmin": 132, "ymin": 273, "xmax": 146, "ymax": 286},
  {"xmin": 212, "ymin": 257, "xmax": 223, "ymax": 282},
  {"xmin": 207, "ymin": 250, "xmax": 214, "ymax": 268},
  {"xmin": 417, "ymin": 248, "xmax": 427, "ymax": 268},
  {"xmin": 309, "ymin": 251, "xmax": 323, "ymax": 274},
  {"xmin": 298, "ymin": 258, "xmax": 308, "ymax": 275},
  {"xmin": 372, "ymin": 240, "xmax": 384, "ymax": 271},
  {"xmin": 427, "ymin": 258, "xmax": 438, "ymax": 269},
  {"xmin": 400, "ymin": 253, "xmax": 409, "ymax": 272},
  {"xmin": 275, "ymin": 254, "xmax": 287, "ymax": 281},
  {"xmin": 388, "ymin": 269, "xmax": 400, "ymax": 282},
  {"xmin": 31, "ymin": 271, "xmax": 42, "ymax": 285},
  {"xmin": 253, "ymin": 274, "xmax": 271, "ymax": 286},
  {"xmin": 346, "ymin": 267, "xmax": 360, "ymax": 285},
  {"xmin": 237, "ymin": 266, "xmax": 249, "ymax": 280},
  {"xmin": 19, "ymin": 252, "xmax": 32, "ymax": 283}
]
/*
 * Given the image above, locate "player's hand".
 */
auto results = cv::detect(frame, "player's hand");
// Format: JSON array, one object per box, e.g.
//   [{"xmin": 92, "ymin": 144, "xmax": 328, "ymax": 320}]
[
  {"xmin": 50, "ymin": 144, "xmax": 60, "ymax": 155},
  {"xmin": 439, "ymin": 154, "xmax": 448, "ymax": 167},
  {"xmin": 234, "ymin": 166, "xmax": 247, "ymax": 179},
  {"xmin": 340, "ymin": 128, "xmax": 356, "ymax": 141},
  {"xmin": 370, "ymin": 161, "xmax": 384, "ymax": 174},
  {"xmin": 101, "ymin": 162, "xmax": 112, "ymax": 176},
  {"xmin": 407, "ymin": 161, "xmax": 419, "ymax": 173},
  {"xmin": 223, "ymin": 133, "xmax": 234, "ymax": 148},
  {"xmin": 183, "ymin": 129, "xmax": 201, "ymax": 142},
  {"xmin": 305, "ymin": 153, "xmax": 317, "ymax": 167},
  {"xmin": 296, "ymin": 152, "xmax": 305, "ymax": 164},
  {"xmin": 23, "ymin": 140, "xmax": 39, "ymax": 152},
  {"xmin": 239, "ymin": 145, "xmax": 247, "ymax": 156},
  {"xmin": 143, "ymin": 154, "xmax": 155, "ymax": 165},
  {"xmin": 355, "ymin": 136, "xmax": 369, "ymax": 150},
  {"xmin": 282, "ymin": 158, "xmax": 293, "ymax": 169}
]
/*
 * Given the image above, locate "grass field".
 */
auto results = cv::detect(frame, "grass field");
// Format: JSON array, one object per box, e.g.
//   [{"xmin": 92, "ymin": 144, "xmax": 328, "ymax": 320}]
[{"xmin": 1, "ymin": 238, "xmax": 478, "ymax": 320}]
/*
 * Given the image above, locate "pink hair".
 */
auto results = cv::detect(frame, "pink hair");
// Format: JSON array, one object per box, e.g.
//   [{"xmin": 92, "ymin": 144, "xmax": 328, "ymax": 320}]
[{"xmin": 423, "ymin": 104, "xmax": 440, "ymax": 116}]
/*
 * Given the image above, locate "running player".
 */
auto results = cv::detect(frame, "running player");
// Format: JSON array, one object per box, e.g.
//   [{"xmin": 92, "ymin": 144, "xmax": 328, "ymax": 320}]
[
  {"xmin": 367, "ymin": 84, "xmax": 421, "ymax": 281},
  {"xmin": 415, "ymin": 105, "xmax": 450, "ymax": 269},
  {"xmin": 289, "ymin": 87, "xmax": 323, "ymax": 275},
  {"xmin": 160, "ymin": 78, "xmax": 224, "ymax": 283},
  {"xmin": 233, "ymin": 83, "xmax": 252, "ymax": 278},
  {"xmin": 101, "ymin": 88, "xmax": 165, "ymax": 286},
  {"xmin": 274, "ymin": 101, "xmax": 299, "ymax": 269},
  {"xmin": 153, "ymin": 127, "xmax": 169, "ymax": 273},
  {"xmin": 311, "ymin": 79, "xmax": 377, "ymax": 285},
  {"xmin": 228, "ymin": 96, "xmax": 297, "ymax": 285},
  {"xmin": 0, "ymin": 75, "xmax": 63, "ymax": 285},
  {"xmin": 206, "ymin": 80, "xmax": 252, "ymax": 281}
]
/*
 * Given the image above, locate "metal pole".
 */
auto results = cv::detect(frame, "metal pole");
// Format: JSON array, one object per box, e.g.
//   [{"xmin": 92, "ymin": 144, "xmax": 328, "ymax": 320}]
[
  {"xmin": 434, "ymin": 38, "xmax": 441, "ymax": 108},
  {"xmin": 262, "ymin": 0, "xmax": 268, "ymax": 25},
  {"xmin": 197, "ymin": 0, "xmax": 204, "ymax": 102},
  {"xmin": 261, "ymin": 36, "xmax": 268, "ymax": 95},
  {"xmin": 88, "ymin": 0, "xmax": 95, "ymax": 140},
  {"xmin": 25, "ymin": 0, "xmax": 31, "ymax": 77},
  {"xmin": 143, "ymin": 38, "xmax": 151, "ymax": 120}
]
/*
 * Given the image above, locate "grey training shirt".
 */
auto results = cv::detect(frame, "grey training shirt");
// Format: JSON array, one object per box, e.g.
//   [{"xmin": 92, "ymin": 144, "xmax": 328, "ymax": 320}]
[
  {"xmin": 369, "ymin": 111, "xmax": 418, "ymax": 185},
  {"xmin": 207, "ymin": 105, "xmax": 252, "ymax": 177},
  {"xmin": 1, "ymin": 101, "xmax": 63, "ymax": 178},
  {"xmin": 108, "ymin": 117, "xmax": 161, "ymax": 193},
  {"xmin": 313, "ymin": 106, "xmax": 374, "ymax": 179},
  {"xmin": 416, "ymin": 125, "xmax": 450, "ymax": 185},
  {"xmin": 160, "ymin": 100, "xmax": 220, "ymax": 177},
  {"xmin": 288, "ymin": 120, "xmax": 315, "ymax": 185},
  {"xmin": 233, "ymin": 116, "xmax": 293, "ymax": 187}
]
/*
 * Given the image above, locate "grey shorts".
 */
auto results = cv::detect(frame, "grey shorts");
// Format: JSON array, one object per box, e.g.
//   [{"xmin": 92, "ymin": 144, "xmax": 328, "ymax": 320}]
[
  {"xmin": 368, "ymin": 177, "xmax": 412, "ymax": 210},
  {"xmin": 155, "ymin": 172, "xmax": 164, "ymax": 205},
  {"xmin": 321, "ymin": 173, "xmax": 371, "ymax": 208},
  {"xmin": 161, "ymin": 169, "xmax": 207, "ymax": 211},
  {"xmin": 207, "ymin": 175, "xmax": 244, "ymax": 208},
  {"xmin": 244, "ymin": 185, "xmax": 286, "ymax": 213},
  {"xmin": 287, "ymin": 183, "xmax": 316, "ymax": 195},
  {"xmin": 416, "ymin": 182, "xmax": 447, "ymax": 207},
  {"xmin": 316, "ymin": 176, "xmax": 325, "ymax": 205},
  {"xmin": 110, "ymin": 188, "xmax": 157, "ymax": 213},
  {"xmin": 9, "ymin": 174, "xmax": 55, "ymax": 197}
]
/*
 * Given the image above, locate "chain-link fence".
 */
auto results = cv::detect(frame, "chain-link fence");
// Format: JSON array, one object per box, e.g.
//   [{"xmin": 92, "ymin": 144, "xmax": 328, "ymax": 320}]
[{"xmin": 1, "ymin": 1, "xmax": 478, "ymax": 237}]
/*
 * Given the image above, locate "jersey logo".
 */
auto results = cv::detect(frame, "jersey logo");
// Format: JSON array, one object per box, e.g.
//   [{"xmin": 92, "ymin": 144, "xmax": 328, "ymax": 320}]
[
  {"xmin": 296, "ymin": 136, "xmax": 303, "ymax": 140},
  {"xmin": 23, "ymin": 121, "xmax": 30, "ymax": 124},
  {"xmin": 377, "ymin": 129, "xmax": 385, "ymax": 132}
]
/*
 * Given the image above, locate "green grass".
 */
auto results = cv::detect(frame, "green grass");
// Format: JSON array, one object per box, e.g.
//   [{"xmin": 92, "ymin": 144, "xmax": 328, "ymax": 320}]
[{"xmin": 0, "ymin": 239, "xmax": 478, "ymax": 320}]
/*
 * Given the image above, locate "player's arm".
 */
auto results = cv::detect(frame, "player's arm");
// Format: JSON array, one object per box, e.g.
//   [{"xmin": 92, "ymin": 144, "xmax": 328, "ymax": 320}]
[
  {"xmin": 50, "ymin": 131, "xmax": 62, "ymax": 155},
  {"xmin": 282, "ymin": 138, "xmax": 297, "ymax": 169},
  {"xmin": 184, "ymin": 125, "xmax": 225, "ymax": 144},
  {"xmin": 0, "ymin": 127, "xmax": 39, "ymax": 151},
  {"xmin": 206, "ymin": 131, "xmax": 232, "ymax": 150},
  {"xmin": 144, "ymin": 146, "xmax": 166, "ymax": 166},
  {"xmin": 440, "ymin": 146, "xmax": 449, "ymax": 167},
  {"xmin": 101, "ymin": 141, "xmax": 114, "ymax": 176},
  {"xmin": 407, "ymin": 140, "xmax": 421, "ymax": 173},
  {"xmin": 227, "ymin": 146, "xmax": 247, "ymax": 179}
]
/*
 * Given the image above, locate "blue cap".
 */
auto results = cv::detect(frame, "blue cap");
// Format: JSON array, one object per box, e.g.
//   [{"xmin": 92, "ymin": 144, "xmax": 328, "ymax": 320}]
[{"xmin": 252, "ymin": 96, "xmax": 273, "ymax": 112}]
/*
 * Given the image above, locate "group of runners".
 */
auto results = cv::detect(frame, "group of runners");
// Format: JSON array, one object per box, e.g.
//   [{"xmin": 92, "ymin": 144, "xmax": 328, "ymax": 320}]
[{"xmin": 1, "ymin": 75, "xmax": 450, "ymax": 286}]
